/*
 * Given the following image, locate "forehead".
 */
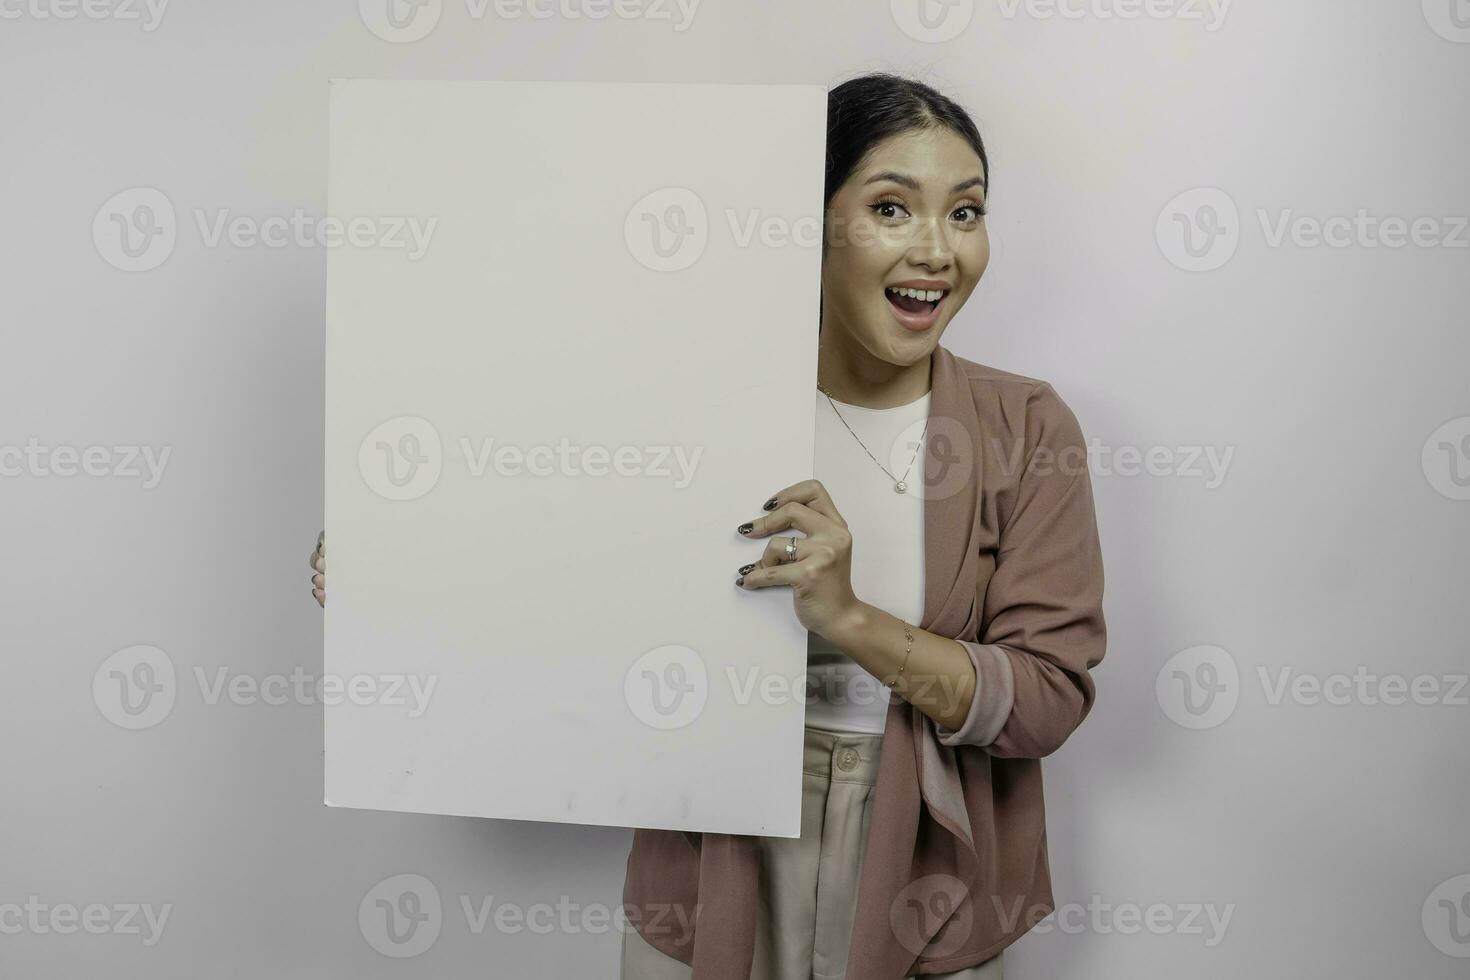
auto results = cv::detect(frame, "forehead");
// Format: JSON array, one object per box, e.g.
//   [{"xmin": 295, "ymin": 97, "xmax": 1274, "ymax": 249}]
[{"xmin": 851, "ymin": 127, "xmax": 985, "ymax": 191}]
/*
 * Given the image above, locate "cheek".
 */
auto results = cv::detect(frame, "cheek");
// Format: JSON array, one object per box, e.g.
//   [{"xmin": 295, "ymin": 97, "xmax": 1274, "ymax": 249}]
[
  {"xmin": 966, "ymin": 230, "xmax": 992, "ymax": 277},
  {"xmin": 836, "ymin": 210, "xmax": 913, "ymax": 255},
  {"xmin": 825, "ymin": 235, "xmax": 895, "ymax": 296}
]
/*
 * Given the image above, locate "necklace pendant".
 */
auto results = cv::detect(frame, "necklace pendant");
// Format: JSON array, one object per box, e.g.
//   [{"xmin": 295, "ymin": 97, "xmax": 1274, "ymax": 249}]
[{"xmin": 894, "ymin": 481, "xmax": 907, "ymax": 494}]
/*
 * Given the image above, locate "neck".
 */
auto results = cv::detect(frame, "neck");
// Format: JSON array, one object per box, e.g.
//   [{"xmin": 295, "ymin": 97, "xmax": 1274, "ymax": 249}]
[{"xmin": 816, "ymin": 325, "xmax": 934, "ymax": 409}]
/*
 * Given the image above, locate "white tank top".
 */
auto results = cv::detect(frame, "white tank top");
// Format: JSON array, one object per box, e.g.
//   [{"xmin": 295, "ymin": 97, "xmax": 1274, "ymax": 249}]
[{"xmin": 804, "ymin": 386, "xmax": 929, "ymax": 734}]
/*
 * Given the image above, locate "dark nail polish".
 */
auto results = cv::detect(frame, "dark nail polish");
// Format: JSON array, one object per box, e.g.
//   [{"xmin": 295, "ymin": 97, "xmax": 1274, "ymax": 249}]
[
  {"xmin": 736, "ymin": 576, "xmax": 744, "ymax": 586},
  {"xmin": 762, "ymin": 497, "xmax": 777, "ymax": 511},
  {"xmin": 738, "ymin": 563, "xmax": 756, "ymax": 575},
  {"xmin": 737, "ymin": 522, "xmax": 753, "ymax": 535}
]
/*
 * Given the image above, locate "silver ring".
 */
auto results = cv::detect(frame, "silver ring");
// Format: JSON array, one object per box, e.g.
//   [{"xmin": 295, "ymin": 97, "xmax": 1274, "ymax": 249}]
[{"xmin": 783, "ymin": 537, "xmax": 798, "ymax": 563}]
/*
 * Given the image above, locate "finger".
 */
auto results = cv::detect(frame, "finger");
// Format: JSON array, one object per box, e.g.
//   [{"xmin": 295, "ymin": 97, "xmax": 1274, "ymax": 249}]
[
  {"xmin": 764, "ymin": 479, "xmax": 846, "ymax": 527},
  {"xmin": 312, "ymin": 573, "xmax": 324, "ymax": 589},
  {"xmin": 313, "ymin": 554, "xmax": 325, "ymax": 573},
  {"xmin": 308, "ymin": 548, "xmax": 318, "ymax": 569},
  {"xmin": 318, "ymin": 531, "xmax": 325, "ymax": 558},
  {"xmin": 755, "ymin": 535, "xmax": 806, "ymax": 569},
  {"xmin": 313, "ymin": 589, "xmax": 324, "ymax": 607},
  {"xmin": 737, "ymin": 560, "xmax": 803, "ymax": 591},
  {"xmin": 737, "ymin": 501, "xmax": 831, "ymax": 540}
]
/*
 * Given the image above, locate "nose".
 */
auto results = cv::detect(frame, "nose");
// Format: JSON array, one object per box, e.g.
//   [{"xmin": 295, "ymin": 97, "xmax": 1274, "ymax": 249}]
[{"xmin": 907, "ymin": 215, "xmax": 954, "ymax": 272}]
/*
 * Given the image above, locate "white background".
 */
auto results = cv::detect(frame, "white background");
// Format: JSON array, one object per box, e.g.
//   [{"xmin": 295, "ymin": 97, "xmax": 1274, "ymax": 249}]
[{"xmin": 1, "ymin": 0, "xmax": 1466, "ymax": 976}]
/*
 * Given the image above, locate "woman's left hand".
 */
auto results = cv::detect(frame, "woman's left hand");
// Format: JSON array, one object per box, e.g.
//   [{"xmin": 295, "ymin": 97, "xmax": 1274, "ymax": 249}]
[{"xmin": 735, "ymin": 479, "xmax": 863, "ymax": 640}]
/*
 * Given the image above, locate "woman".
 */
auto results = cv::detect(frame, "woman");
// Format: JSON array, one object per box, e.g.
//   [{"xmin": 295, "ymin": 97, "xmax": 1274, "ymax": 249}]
[{"xmin": 311, "ymin": 73, "xmax": 1106, "ymax": 980}]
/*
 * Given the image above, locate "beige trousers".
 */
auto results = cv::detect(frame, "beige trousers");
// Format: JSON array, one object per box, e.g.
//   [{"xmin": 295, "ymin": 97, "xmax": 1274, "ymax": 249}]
[{"xmin": 620, "ymin": 725, "xmax": 1003, "ymax": 980}]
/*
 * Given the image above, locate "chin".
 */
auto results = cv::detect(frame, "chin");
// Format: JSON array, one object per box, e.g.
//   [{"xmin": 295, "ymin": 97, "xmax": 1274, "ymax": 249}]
[{"xmin": 861, "ymin": 322, "xmax": 942, "ymax": 365}]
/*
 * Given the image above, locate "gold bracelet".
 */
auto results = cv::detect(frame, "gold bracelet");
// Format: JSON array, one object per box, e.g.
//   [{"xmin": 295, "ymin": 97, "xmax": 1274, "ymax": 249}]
[{"xmin": 886, "ymin": 622, "xmax": 914, "ymax": 689}]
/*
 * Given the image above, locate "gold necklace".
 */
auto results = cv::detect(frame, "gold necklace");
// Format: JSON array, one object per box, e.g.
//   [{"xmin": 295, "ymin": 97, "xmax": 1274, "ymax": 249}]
[{"xmin": 817, "ymin": 382, "xmax": 928, "ymax": 494}]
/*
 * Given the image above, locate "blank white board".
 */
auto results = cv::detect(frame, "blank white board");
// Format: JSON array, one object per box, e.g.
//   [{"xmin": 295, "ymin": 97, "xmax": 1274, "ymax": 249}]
[{"xmin": 323, "ymin": 79, "xmax": 825, "ymax": 836}]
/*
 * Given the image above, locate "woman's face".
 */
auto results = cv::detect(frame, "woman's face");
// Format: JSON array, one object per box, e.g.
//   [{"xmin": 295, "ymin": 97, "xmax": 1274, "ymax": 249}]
[{"xmin": 821, "ymin": 125, "xmax": 989, "ymax": 368}]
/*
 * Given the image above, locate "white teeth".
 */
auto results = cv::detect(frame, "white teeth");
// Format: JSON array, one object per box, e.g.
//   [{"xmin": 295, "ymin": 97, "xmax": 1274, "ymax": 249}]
[{"xmin": 886, "ymin": 286, "xmax": 946, "ymax": 303}]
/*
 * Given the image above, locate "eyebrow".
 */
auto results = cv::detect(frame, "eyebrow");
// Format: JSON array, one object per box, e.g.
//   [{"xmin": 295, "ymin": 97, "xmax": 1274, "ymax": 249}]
[{"xmin": 862, "ymin": 170, "xmax": 986, "ymax": 194}]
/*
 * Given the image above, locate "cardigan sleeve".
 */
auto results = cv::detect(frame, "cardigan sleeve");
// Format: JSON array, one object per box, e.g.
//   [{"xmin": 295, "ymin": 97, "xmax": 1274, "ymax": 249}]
[{"xmin": 934, "ymin": 381, "xmax": 1107, "ymax": 757}]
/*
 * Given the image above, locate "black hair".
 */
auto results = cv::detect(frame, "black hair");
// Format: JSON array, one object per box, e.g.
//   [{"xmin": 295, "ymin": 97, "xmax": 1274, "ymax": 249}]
[{"xmin": 824, "ymin": 72, "xmax": 989, "ymax": 211}]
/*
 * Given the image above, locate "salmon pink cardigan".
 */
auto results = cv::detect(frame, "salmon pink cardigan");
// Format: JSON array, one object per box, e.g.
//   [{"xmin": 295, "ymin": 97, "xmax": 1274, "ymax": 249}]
[{"xmin": 622, "ymin": 343, "xmax": 1108, "ymax": 978}]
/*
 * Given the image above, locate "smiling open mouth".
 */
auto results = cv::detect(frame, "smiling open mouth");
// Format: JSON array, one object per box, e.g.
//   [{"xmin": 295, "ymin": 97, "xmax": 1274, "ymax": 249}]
[{"xmin": 884, "ymin": 285, "xmax": 949, "ymax": 330}]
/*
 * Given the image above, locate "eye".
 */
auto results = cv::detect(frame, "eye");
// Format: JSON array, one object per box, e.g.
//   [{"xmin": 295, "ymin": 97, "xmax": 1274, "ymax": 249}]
[
  {"xmin": 869, "ymin": 197, "xmax": 910, "ymax": 221},
  {"xmin": 953, "ymin": 202, "xmax": 987, "ymax": 223}
]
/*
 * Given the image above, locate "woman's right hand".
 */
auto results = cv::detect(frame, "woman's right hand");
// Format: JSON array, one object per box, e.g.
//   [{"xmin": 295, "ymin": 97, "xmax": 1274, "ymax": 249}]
[{"xmin": 309, "ymin": 530, "xmax": 325, "ymax": 607}]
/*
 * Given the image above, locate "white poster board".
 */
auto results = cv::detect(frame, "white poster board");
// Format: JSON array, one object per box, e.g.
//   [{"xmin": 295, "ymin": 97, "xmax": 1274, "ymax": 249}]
[{"xmin": 323, "ymin": 79, "xmax": 825, "ymax": 836}]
